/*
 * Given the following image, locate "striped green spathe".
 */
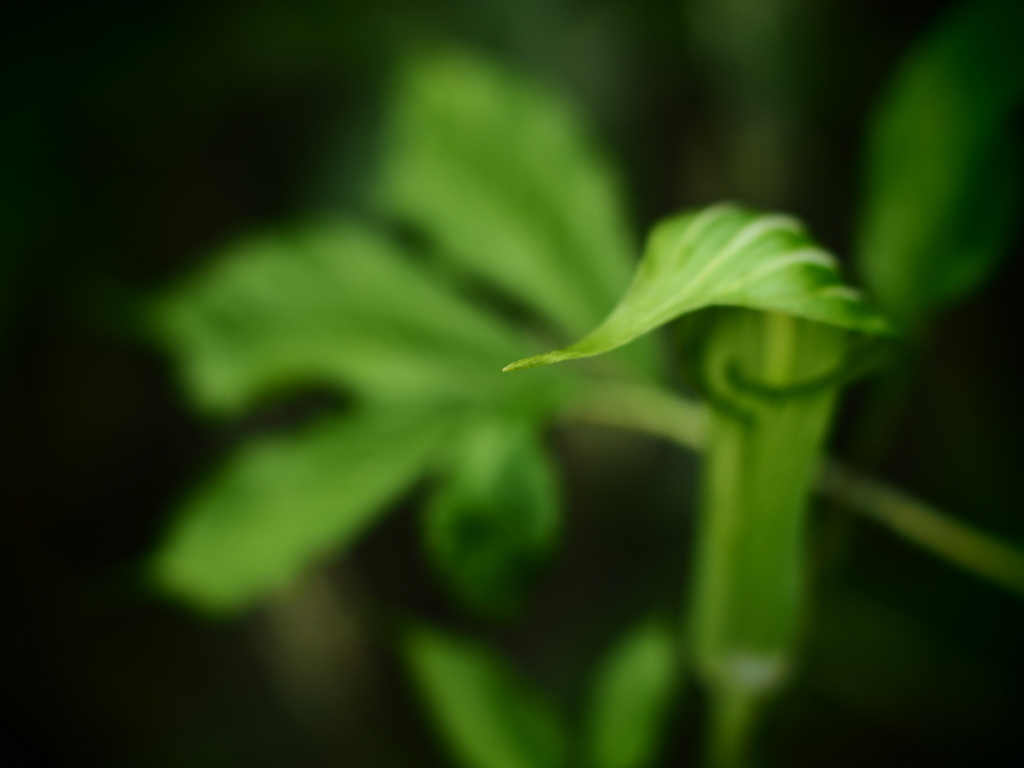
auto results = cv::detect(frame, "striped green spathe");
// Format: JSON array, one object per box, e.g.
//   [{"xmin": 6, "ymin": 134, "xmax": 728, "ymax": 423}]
[{"xmin": 505, "ymin": 204, "xmax": 890, "ymax": 371}]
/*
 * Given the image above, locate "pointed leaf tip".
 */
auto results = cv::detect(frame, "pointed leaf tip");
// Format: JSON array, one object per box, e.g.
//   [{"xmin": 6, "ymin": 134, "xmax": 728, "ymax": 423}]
[{"xmin": 503, "ymin": 350, "xmax": 584, "ymax": 372}]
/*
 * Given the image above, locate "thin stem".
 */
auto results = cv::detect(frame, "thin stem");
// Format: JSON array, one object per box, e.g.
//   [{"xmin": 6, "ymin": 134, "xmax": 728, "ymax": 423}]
[
  {"xmin": 564, "ymin": 379, "xmax": 708, "ymax": 450},
  {"xmin": 818, "ymin": 460, "xmax": 1024, "ymax": 598},
  {"xmin": 567, "ymin": 379, "xmax": 1024, "ymax": 600},
  {"xmin": 707, "ymin": 688, "xmax": 760, "ymax": 768}
]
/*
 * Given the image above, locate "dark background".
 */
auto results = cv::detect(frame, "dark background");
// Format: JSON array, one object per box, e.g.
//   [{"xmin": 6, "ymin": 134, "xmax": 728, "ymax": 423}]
[{"xmin": 3, "ymin": 1, "xmax": 1023, "ymax": 765}]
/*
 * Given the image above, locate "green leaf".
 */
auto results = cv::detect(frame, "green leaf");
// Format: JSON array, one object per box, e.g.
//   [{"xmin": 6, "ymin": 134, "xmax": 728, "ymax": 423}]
[
  {"xmin": 585, "ymin": 619, "xmax": 680, "ymax": 768},
  {"xmin": 375, "ymin": 49, "xmax": 653, "ymax": 364},
  {"xmin": 403, "ymin": 624, "xmax": 568, "ymax": 768},
  {"xmin": 856, "ymin": 0, "xmax": 1024, "ymax": 327},
  {"xmin": 425, "ymin": 417, "xmax": 561, "ymax": 618},
  {"xmin": 152, "ymin": 217, "xmax": 558, "ymax": 416},
  {"xmin": 151, "ymin": 408, "xmax": 446, "ymax": 614},
  {"xmin": 505, "ymin": 204, "xmax": 891, "ymax": 371}
]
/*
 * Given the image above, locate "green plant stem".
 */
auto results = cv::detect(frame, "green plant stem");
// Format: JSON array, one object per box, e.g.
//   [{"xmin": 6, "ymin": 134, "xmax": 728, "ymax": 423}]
[
  {"xmin": 707, "ymin": 688, "xmax": 760, "ymax": 768},
  {"xmin": 686, "ymin": 312, "xmax": 847, "ymax": 768},
  {"xmin": 818, "ymin": 460, "xmax": 1024, "ymax": 597},
  {"xmin": 567, "ymin": 378, "xmax": 1024, "ymax": 600},
  {"xmin": 567, "ymin": 379, "xmax": 708, "ymax": 450}
]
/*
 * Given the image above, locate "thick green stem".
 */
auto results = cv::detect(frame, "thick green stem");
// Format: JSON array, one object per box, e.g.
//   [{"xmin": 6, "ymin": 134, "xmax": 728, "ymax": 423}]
[{"xmin": 689, "ymin": 310, "xmax": 847, "ymax": 765}]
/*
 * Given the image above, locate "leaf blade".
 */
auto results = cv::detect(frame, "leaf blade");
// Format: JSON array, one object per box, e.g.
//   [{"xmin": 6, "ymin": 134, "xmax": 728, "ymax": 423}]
[
  {"xmin": 151, "ymin": 218, "xmax": 555, "ymax": 416},
  {"xmin": 151, "ymin": 408, "xmax": 446, "ymax": 614},
  {"xmin": 856, "ymin": 0, "xmax": 1024, "ymax": 326},
  {"xmin": 403, "ymin": 625, "xmax": 568, "ymax": 768},
  {"xmin": 376, "ymin": 48, "xmax": 659, "ymax": 379},
  {"xmin": 505, "ymin": 205, "xmax": 891, "ymax": 371},
  {"xmin": 585, "ymin": 619, "xmax": 680, "ymax": 768}
]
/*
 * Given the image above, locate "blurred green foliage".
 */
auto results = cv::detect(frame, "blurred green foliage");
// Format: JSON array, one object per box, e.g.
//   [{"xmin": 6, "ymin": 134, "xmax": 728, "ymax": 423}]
[
  {"xmin": 404, "ymin": 619, "xmax": 682, "ymax": 768},
  {"xmin": 152, "ymin": 219, "xmax": 554, "ymax": 415},
  {"xmin": 404, "ymin": 625, "xmax": 569, "ymax": 768},
  {"xmin": 376, "ymin": 49, "xmax": 643, "ymax": 343},
  {"xmin": 856, "ymin": 0, "xmax": 1024, "ymax": 328},
  {"xmin": 5, "ymin": 0, "xmax": 1024, "ymax": 767},
  {"xmin": 152, "ymin": 407, "xmax": 447, "ymax": 612},
  {"xmin": 148, "ymin": 49, "xmax": 645, "ymax": 618},
  {"xmin": 584, "ymin": 619, "xmax": 680, "ymax": 768},
  {"xmin": 425, "ymin": 417, "xmax": 561, "ymax": 618}
]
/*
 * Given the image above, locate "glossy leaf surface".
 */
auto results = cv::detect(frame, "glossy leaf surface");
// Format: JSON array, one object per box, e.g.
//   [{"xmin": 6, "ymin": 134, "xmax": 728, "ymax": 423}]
[
  {"xmin": 857, "ymin": 0, "xmax": 1024, "ymax": 326},
  {"xmin": 404, "ymin": 625, "xmax": 568, "ymax": 768},
  {"xmin": 585, "ymin": 619, "xmax": 680, "ymax": 768},
  {"xmin": 152, "ymin": 409, "xmax": 446, "ymax": 613},
  {"xmin": 426, "ymin": 418, "xmax": 560, "ymax": 618},
  {"xmin": 506, "ymin": 205, "xmax": 890, "ymax": 371}
]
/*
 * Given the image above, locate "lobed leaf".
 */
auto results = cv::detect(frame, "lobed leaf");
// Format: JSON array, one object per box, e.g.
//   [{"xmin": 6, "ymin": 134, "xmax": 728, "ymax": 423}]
[
  {"xmin": 425, "ymin": 418, "xmax": 561, "ymax": 618},
  {"xmin": 376, "ymin": 48, "xmax": 659, "ymax": 377},
  {"xmin": 403, "ymin": 625, "xmax": 568, "ymax": 768},
  {"xmin": 151, "ymin": 408, "xmax": 446, "ymax": 614},
  {"xmin": 585, "ymin": 619, "xmax": 680, "ymax": 768},
  {"xmin": 152, "ymin": 218, "xmax": 558, "ymax": 416},
  {"xmin": 505, "ymin": 204, "xmax": 891, "ymax": 371},
  {"xmin": 856, "ymin": 0, "xmax": 1024, "ymax": 327}
]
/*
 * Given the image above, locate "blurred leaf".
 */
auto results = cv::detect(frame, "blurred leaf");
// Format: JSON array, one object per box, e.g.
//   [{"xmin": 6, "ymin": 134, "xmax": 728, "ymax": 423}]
[
  {"xmin": 152, "ymin": 217, "xmax": 561, "ymax": 416},
  {"xmin": 505, "ymin": 204, "xmax": 891, "ymax": 371},
  {"xmin": 375, "ymin": 49, "xmax": 651, "ymax": 357},
  {"xmin": 585, "ymin": 618, "xmax": 680, "ymax": 768},
  {"xmin": 404, "ymin": 624, "xmax": 568, "ymax": 768},
  {"xmin": 856, "ymin": 0, "xmax": 1024, "ymax": 327},
  {"xmin": 425, "ymin": 417, "xmax": 560, "ymax": 618},
  {"xmin": 152, "ymin": 408, "xmax": 446, "ymax": 614}
]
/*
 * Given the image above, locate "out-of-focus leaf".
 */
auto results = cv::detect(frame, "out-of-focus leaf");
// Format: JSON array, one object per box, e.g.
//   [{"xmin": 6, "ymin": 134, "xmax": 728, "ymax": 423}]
[
  {"xmin": 404, "ymin": 624, "xmax": 568, "ymax": 768},
  {"xmin": 375, "ymin": 49, "xmax": 652, "ymax": 361},
  {"xmin": 856, "ymin": 0, "xmax": 1024, "ymax": 327},
  {"xmin": 425, "ymin": 418, "xmax": 560, "ymax": 618},
  {"xmin": 505, "ymin": 204, "xmax": 891, "ymax": 371},
  {"xmin": 152, "ymin": 408, "xmax": 446, "ymax": 614},
  {"xmin": 585, "ymin": 619, "xmax": 680, "ymax": 768},
  {"xmin": 152, "ymin": 217, "xmax": 562, "ymax": 416}
]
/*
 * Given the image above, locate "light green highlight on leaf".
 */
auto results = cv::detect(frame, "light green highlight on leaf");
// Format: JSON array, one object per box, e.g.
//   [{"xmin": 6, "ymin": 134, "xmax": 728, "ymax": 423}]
[
  {"xmin": 504, "ymin": 204, "xmax": 890, "ymax": 371},
  {"xmin": 152, "ymin": 217, "xmax": 554, "ymax": 416},
  {"xmin": 151, "ymin": 409, "xmax": 445, "ymax": 614},
  {"xmin": 403, "ymin": 625, "xmax": 568, "ymax": 768},
  {"xmin": 585, "ymin": 619, "xmax": 680, "ymax": 768},
  {"xmin": 857, "ymin": 0, "xmax": 1024, "ymax": 327},
  {"xmin": 426, "ymin": 418, "xmax": 561, "ymax": 618}
]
